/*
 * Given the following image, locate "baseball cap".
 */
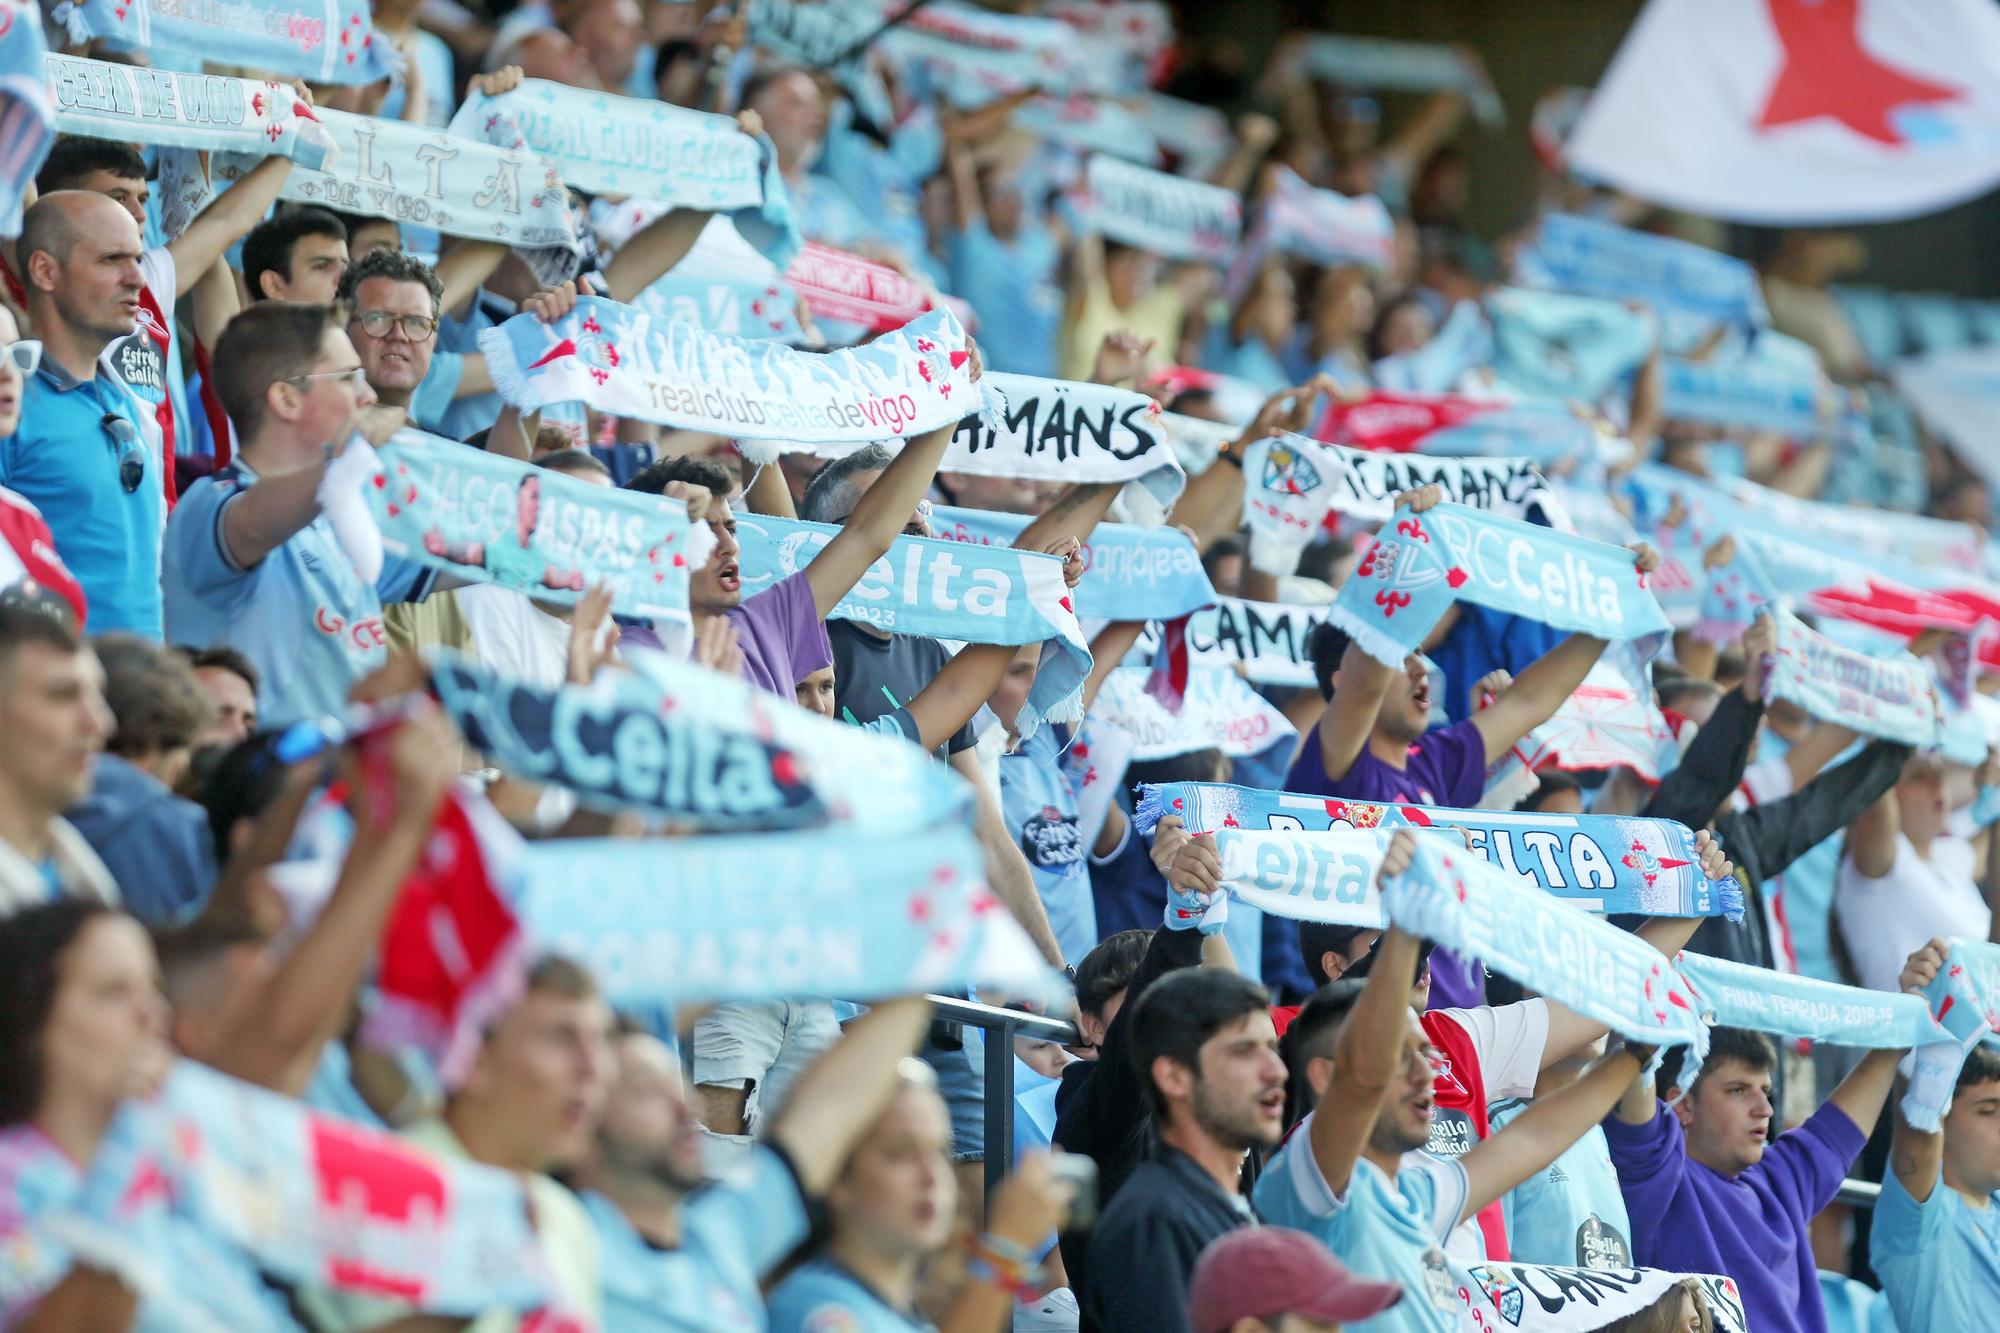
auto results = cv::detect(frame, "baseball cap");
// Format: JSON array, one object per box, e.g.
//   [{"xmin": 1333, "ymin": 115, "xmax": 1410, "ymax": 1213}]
[{"xmin": 1186, "ymin": 1227, "xmax": 1403, "ymax": 1333}]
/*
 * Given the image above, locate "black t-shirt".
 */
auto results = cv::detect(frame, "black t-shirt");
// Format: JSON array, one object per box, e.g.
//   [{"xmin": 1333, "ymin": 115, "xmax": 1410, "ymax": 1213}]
[
  {"xmin": 826, "ymin": 621, "xmax": 978, "ymax": 759},
  {"xmin": 1081, "ymin": 1145, "xmax": 1254, "ymax": 1333}
]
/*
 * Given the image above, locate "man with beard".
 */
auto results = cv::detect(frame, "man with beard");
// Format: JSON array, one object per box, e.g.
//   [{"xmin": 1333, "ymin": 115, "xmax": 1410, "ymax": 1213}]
[
  {"xmin": 578, "ymin": 998, "xmax": 932, "ymax": 1331},
  {"xmin": 1253, "ymin": 910, "xmax": 1653, "ymax": 1333}
]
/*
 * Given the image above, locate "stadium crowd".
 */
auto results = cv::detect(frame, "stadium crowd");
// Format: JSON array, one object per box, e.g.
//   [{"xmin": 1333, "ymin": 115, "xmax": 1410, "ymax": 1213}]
[{"xmin": 1, "ymin": 0, "xmax": 1999, "ymax": 1331}]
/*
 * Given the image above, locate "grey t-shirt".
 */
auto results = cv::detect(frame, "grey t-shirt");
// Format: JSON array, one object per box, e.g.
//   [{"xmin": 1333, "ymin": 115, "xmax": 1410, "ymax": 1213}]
[{"xmin": 827, "ymin": 621, "xmax": 978, "ymax": 758}]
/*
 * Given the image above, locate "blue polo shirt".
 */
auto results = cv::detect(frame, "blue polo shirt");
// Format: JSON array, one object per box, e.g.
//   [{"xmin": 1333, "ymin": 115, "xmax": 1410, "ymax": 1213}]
[
  {"xmin": 768, "ymin": 1258, "xmax": 934, "ymax": 1333},
  {"xmin": 0, "ymin": 352, "xmax": 163, "ymax": 634},
  {"xmin": 582, "ymin": 1144, "xmax": 810, "ymax": 1332},
  {"xmin": 162, "ymin": 459, "xmax": 434, "ymax": 727}
]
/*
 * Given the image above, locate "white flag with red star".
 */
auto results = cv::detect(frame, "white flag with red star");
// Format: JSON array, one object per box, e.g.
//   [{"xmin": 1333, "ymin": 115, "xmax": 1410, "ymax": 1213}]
[{"xmin": 1569, "ymin": 0, "xmax": 2000, "ymax": 223}]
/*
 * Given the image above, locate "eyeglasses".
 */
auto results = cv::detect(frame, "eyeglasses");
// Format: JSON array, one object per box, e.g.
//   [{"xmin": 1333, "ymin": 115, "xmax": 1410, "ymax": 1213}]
[
  {"xmin": 100, "ymin": 414, "xmax": 144, "ymax": 494},
  {"xmin": 2, "ymin": 340, "xmax": 40, "ymax": 376},
  {"xmin": 286, "ymin": 365, "xmax": 371, "ymax": 394},
  {"xmin": 352, "ymin": 310, "xmax": 439, "ymax": 341}
]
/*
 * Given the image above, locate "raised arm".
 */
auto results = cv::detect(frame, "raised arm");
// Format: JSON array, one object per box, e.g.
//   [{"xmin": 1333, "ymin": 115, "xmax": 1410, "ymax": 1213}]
[
  {"xmin": 1784, "ymin": 719, "xmax": 1860, "ymax": 790},
  {"xmin": 954, "ymin": 747, "xmax": 1067, "ymax": 970},
  {"xmin": 902, "ymin": 643, "xmax": 1015, "ymax": 753},
  {"xmin": 1887, "ymin": 939, "xmax": 1951, "ymax": 1202},
  {"xmin": 1641, "ymin": 640, "xmax": 1769, "ymax": 829},
  {"xmin": 1828, "ymin": 1048, "xmax": 1905, "ymax": 1142},
  {"xmin": 770, "ymin": 996, "xmax": 933, "ymax": 1195},
  {"xmin": 1745, "ymin": 738, "xmax": 1913, "ymax": 882},
  {"xmin": 805, "ymin": 416, "xmax": 961, "ymax": 619},
  {"xmin": 169, "ymin": 156, "xmax": 292, "ymax": 298},
  {"xmin": 219, "ymin": 407, "xmax": 406, "ymax": 569},
  {"xmin": 435, "ymin": 241, "xmax": 509, "ymax": 322},
  {"xmin": 187, "ymin": 257, "xmax": 241, "ymax": 351},
  {"xmin": 600, "ymin": 208, "xmax": 714, "ymax": 304},
  {"xmin": 1470, "ymin": 631, "xmax": 1611, "ymax": 765},
  {"xmin": 1310, "ymin": 898, "xmax": 1422, "ymax": 1197},
  {"xmin": 1461, "ymin": 1042, "xmax": 1649, "ymax": 1219},
  {"xmin": 203, "ymin": 709, "xmax": 458, "ymax": 1094}
]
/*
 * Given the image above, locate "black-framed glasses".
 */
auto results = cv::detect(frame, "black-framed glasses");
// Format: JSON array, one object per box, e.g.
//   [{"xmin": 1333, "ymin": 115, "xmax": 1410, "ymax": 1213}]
[
  {"xmin": 353, "ymin": 310, "xmax": 439, "ymax": 341},
  {"xmin": 100, "ymin": 414, "xmax": 144, "ymax": 494}
]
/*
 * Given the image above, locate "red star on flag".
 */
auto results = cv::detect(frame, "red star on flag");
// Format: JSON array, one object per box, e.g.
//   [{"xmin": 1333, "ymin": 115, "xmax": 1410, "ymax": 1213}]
[{"xmin": 1756, "ymin": 0, "xmax": 1962, "ymax": 145}]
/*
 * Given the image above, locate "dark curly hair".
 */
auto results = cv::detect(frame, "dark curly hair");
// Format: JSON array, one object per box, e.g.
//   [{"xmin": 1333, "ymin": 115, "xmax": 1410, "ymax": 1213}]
[
  {"xmin": 0, "ymin": 899, "xmax": 120, "ymax": 1125},
  {"xmin": 336, "ymin": 247, "xmax": 443, "ymax": 316}
]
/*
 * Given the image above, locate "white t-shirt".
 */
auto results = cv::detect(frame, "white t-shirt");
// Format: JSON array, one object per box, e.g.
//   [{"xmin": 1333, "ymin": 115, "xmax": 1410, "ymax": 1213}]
[
  {"xmin": 1838, "ymin": 834, "xmax": 1988, "ymax": 994},
  {"xmin": 1430, "ymin": 998, "xmax": 1549, "ymax": 1262},
  {"xmin": 457, "ymin": 585, "xmax": 572, "ymax": 687},
  {"xmin": 1737, "ymin": 754, "xmax": 1800, "ymax": 972}
]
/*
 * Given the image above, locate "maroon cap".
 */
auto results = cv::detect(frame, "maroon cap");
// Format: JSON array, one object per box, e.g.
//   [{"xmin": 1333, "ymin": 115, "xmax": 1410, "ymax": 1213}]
[{"xmin": 1186, "ymin": 1226, "xmax": 1404, "ymax": 1333}]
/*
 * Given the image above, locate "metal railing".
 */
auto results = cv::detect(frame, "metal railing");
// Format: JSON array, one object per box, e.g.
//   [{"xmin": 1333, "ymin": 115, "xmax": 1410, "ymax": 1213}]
[{"xmin": 930, "ymin": 994, "xmax": 1885, "ymax": 1210}]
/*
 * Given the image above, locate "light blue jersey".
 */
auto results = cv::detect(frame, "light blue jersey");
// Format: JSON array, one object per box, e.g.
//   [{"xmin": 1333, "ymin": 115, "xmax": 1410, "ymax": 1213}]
[
  {"xmin": 1870, "ymin": 1167, "xmax": 2000, "ymax": 1333},
  {"xmin": 767, "ymin": 1258, "xmax": 934, "ymax": 1332},
  {"xmin": 584, "ymin": 1145, "xmax": 809, "ymax": 1332},
  {"xmin": 946, "ymin": 221, "xmax": 1060, "ymax": 378},
  {"xmin": 1000, "ymin": 725, "xmax": 1096, "ymax": 965},
  {"xmin": 163, "ymin": 461, "xmax": 434, "ymax": 727},
  {"xmin": 1487, "ymin": 1100, "xmax": 1633, "ymax": 1269},
  {"xmin": 1253, "ymin": 1119, "xmax": 1471, "ymax": 1333}
]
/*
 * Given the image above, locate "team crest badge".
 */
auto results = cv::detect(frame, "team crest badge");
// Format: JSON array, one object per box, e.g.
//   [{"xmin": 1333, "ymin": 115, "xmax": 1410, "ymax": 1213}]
[
  {"xmin": 912, "ymin": 336, "xmax": 969, "ymax": 397},
  {"xmin": 1475, "ymin": 1269, "xmax": 1526, "ymax": 1325},
  {"xmin": 1353, "ymin": 538, "xmax": 1446, "ymax": 617},
  {"xmin": 1260, "ymin": 444, "xmax": 1322, "ymax": 497}
]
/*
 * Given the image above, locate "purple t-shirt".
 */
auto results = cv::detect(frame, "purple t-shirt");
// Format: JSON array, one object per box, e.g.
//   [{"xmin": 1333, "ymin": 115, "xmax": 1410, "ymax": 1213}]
[
  {"xmin": 725, "ymin": 570, "xmax": 833, "ymax": 698},
  {"xmin": 1284, "ymin": 716, "xmax": 1487, "ymax": 809},
  {"xmin": 1603, "ymin": 1100, "xmax": 1864, "ymax": 1333}
]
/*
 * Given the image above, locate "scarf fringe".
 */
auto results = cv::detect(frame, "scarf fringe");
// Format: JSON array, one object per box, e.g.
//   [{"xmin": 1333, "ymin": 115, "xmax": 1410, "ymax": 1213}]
[{"xmin": 1325, "ymin": 600, "xmax": 1410, "ymax": 670}]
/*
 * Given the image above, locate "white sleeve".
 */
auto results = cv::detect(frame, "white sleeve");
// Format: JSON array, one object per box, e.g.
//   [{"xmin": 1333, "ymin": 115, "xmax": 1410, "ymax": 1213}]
[
  {"xmin": 1436, "ymin": 998, "xmax": 1550, "ymax": 1101},
  {"xmin": 1739, "ymin": 754, "xmax": 1793, "ymax": 806},
  {"xmin": 143, "ymin": 247, "xmax": 177, "ymax": 313}
]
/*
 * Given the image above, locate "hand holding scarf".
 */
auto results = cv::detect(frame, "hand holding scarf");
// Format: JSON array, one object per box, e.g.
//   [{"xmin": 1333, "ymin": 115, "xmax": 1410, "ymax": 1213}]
[
  {"xmin": 1074, "ymin": 154, "xmax": 1241, "ymax": 263},
  {"xmin": 1903, "ymin": 939, "xmax": 2000, "ymax": 1132},
  {"xmin": 48, "ymin": 52, "xmax": 336, "ymax": 170},
  {"xmin": 57, "ymin": 0, "xmax": 397, "ymax": 83}
]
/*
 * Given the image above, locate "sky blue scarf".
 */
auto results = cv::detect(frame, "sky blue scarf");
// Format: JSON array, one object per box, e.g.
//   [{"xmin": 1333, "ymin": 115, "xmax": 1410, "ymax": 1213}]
[
  {"xmin": 1, "ymin": 12, "xmax": 51, "ymax": 238},
  {"xmin": 1328, "ymin": 500, "xmax": 1669, "ymax": 670},
  {"xmin": 1382, "ymin": 835, "xmax": 1709, "ymax": 1078},
  {"xmin": 1139, "ymin": 780, "xmax": 1741, "ymax": 920},
  {"xmin": 451, "ymin": 79, "xmax": 799, "ymax": 265},
  {"xmin": 635, "ymin": 268, "xmax": 805, "ymax": 343},
  {"xmin": 1762, "ymin": 606, "xmax": 1943, "ymax": 748},
  {"xmin": 1372, "ymin": 298, "xmax": 1491, "ymax": 392},
  {"xmin": 47, "ymin": 51, "xmax": 334, "ymax": 170},
  {"xmin": 734, "ymin": 512, "xmax": 1090, "ymax": 736},
  {"xmin": 428, "ymin": 652, "xmax": 831, "ymax": 830},
  {"xmin": 1487, "ymin": 287, "xmax": 1657, "ymax": 404},
  {"xmin": 368, "ymin": 431, "xmax": 712, "ymax": 626},
  {"xmin": 513, "ymin": 827, "xmax": 1062, "ymax": 1009},
  {"xmin": 929, "ymin": 504, "xmax": 1215, "ymax": 623},
  {"xmin": 1295, "ymin": 32, "xmax": 1502, "ymax": 124},
  {"xmin": 60, "ymin": 0, "xmax": 396, "ymax": 84},
  {"xmin": 1662, "ymin": 353, "xmax": 1834, "ymax": 438},
  {"xmin": 1903, "ymin": 939, "xmax": 2000, "ymax": 1132},
  {"xmin": 1517, "ymin": 212, "xmax": 1767, "ymax": 340},
  {"xmin": 481, "ymin": 298, "xmax": 973, "ymax": 441},
  {"xmin": 1247, "ymin": 163, "xmax": 1396, "ymax": 273},
  {"xmin": 1090, "ymin": 665, "xmax": 1298, "ymax": 790},
  {"xmin": 1077, "ymin": 153, "xmax": 1241, "ymax": 263},
  {"xmin": 1675, "ymin": 950, "xmax": 1950, "ymax": 1050},
  {"xmin": 220, "ymin": 106, "xmax": 579, "ymax": 253}
]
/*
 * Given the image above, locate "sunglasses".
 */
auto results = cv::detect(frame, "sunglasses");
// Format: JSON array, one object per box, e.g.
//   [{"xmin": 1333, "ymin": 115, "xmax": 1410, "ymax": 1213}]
[
  {"xmin": 100, "ymin": 414, "xmax": 145, "ymax": 494},
  {"xmin": 3, "ymin": 340, "xmax": 40, "ymax": 376}
]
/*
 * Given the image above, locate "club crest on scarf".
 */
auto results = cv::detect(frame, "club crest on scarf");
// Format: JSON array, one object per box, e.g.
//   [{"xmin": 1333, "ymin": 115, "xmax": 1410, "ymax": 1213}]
[
  {"xmin": 530, "ymin": 311, "xmax": 623, "ymax": 386},
  {"xmin": 1354, "ymin": 526, "xmax": 1450, "ymax": 617},
  {"xmin": 1477, "ymin": 1269, "xmax": 1527, "ymax": 1325},
  {"xmin": 1259, "ymin": 442, "xmax": 1322, "ymax": 497},
  {"xmin": 912, "ymin": 336, "xmax": 969, "ymax": 398}
]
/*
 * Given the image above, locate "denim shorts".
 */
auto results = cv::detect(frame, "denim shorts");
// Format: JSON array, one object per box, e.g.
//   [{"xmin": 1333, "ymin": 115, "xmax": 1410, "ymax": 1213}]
[{"xmin": 918, "ymin": 1020, "xmax": 986, "ymax": 1163}]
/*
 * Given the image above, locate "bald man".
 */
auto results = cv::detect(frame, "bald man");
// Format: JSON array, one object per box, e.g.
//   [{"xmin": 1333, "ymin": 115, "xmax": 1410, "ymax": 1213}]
[{"xmin": 0, "ymin": 192, "xmax": 164, "ymax": 634}]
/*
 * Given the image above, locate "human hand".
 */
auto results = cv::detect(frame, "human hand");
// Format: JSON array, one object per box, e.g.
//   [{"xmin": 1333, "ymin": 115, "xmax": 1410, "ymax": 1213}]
[
  {"xmin": 985, "ymin": 1150, "xmax": 1079, "ymax": 1250},
  {"xmin": 1469, "ymin": 669, "xmax": 1511, "ymax": 714},
  {"xmin": 694, "ymin": 615, "xmax": 744, "ymax": 677},
  {"xmin": 1235, "ymin": 111, "xmax": 1280, "ymax": 151},
  {"xmin": 472, "ymin": 65, "xmax": 525, "ymax": 98},
  {"xmin": 1740, "ymin": 613, "xmax": 1776, "ymax": 701},
  {"xmin": 385, "ymin": 704, "xmax": 461, "ymax": 820},
  {"xmin": 1628, "ymin": 542, "xmax": 1661, "ymax": 577},
  {"xmin": 1390, "ymin": 484, "xmax": 1446, "ymax": 515},
  {"xmin": 1042, "ymin": 536, "xmax": 1085, "ymax": 589},
  {"xmin": 1380, "ymin": 828, "xmax": 1417, "ymax": 881},
  {"xmin": 1150, "ymin": 814, "xmax": 1220, "ymax": 893},
  {"xmin": 567, "ymin": 584, "xmax": 622, "ymax": 685},
  {"xmin": 1090, "ymin": 328, "xmax": 1154, "ymax": 387},
  {"xmin": 1900, "ymin": 938, "xmax": 1951, "ymax": 996},
  {"xmin": 1702, "ymin": 533, "xmax": 1737, "ymax": 571},
  {"xmin": 735, "ymin": 107, "xmax": 764, "ymax": 139},
  {"xmin": 524, "ymin": 279, "xmax": 580, "ymax": 324},
  {"xmin": 663, "ymin": 480, "xmax": 722, "ymax": 524},
  {"xmin": 351, "ymin": 403, "xmax": 408, "ymax": 447},
  {"xmin": 1693, "ymin": 828, "xmax": 1733, "ymax": 884}
]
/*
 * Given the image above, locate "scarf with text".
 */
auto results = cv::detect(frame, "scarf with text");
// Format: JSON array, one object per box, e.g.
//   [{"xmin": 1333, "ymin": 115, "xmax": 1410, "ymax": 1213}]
[
  {"xmin": 450, "ymin": 80, "xmax": 798, "ymax": 264},
  {"xmin": 1674, "ymin": 950, "xmax": 1951, "ymax": 1050},
  {"xmin": 0, "ymin": 4, "xmax": 50, "ymax": 238},
  {"xmin": 1178, "ymin": 596, "xmax": 1326, "ymax": 689},
  {"xmin": 47, "ymin": 52, "xmax": 333, "ymax": 170},
  {"xmin": 1139, "ymin": 780, "xmax": 1741, "ymax": 920},
  {"xmin": 1460, "ymin": 1264, "xmax": 1748, "ymax": 1333},
  {"xmin": 1091, "ymin": 665, "xmax": 1298, "ymax": 789},
  {"xmin": 1381, "ymin": 834, "xmax": 1710, "ymax": 1076},
  {"xmin": 367, "ymin": 430, "xmax": 713, "ymax": 625},
  {"xmin": 1661, "ymin": 352, "xmax": 1839, "ymax": 438},
  {"xmin": 1230, "ymin": 165, "xmax": 1393, "ymax": 300},
  {"xmin": 1314, "ymin": 390, "xmax": 1619, "ymax": 468},
  {"xmin": 218, "ymin": 106, "xmax": 578, "ymax": 252},
  {"xmin": 741, "ymin": 0, "xmax": 893, "ymax": 128},
  {"xmin": 481, "ymin": 298, "xmax": 974, "ymax": 440},
  {"xmin": 1763, "ymin": 606, "xmax": 1943, "ymax": 748},
  {"xmin": 1293, "ymin": 32, "xmax": 1503, "ymax": 125},
  {"xmin": 57, "ymin": 0, "xmax": 396, "ymax": 84},
  {"xmin": 1902, "ymin": 939, "xmax": 2000, "ymax": 1132},
  {"xmin": 733, "ymin": 512, "xmax": 1091, "ymax": 736},
  {"xmin": 1321, "ymin": 434, "xmax": 1556, "ymax": 525},
  {"xmin": 1014, "ymin": 91, "xmax": 1162, "ymax": 162},
  {"xmin": 880, "ymin": 1, "xmax": 1092, "ymax": 100},
  {"xmin": 616, "ymin": 646, "xmax": 976, "ymax": 834},
  {"xmin": 1696, "ymin": 525, "xmax": 1979, "ymax": 646},
  {"xmin": 1073, "ymin": 154, "xmax": 1242, "ymax": 263},
  {"xmin": 786, "ymin": 241, "xmax": 935, "ymax": 334},
  {"xmin": 929, "ymin": 504, "xmax": 1214, "ymax": 621},
  {"xmin": 633, "ymin": 267, "xmax": 806, "ymax": 344},
  {"xmin": 41, "ymin": 1062, "xmax": 564, "ymax": 1322},
  {"xmin": 1515, "ymin": 212, "xmax": 1768, "ymax": 345},
  {"xmin": 428, "ymin": 652, "xmax": 829, "ymax": 830},
  {"xmin": 514, "ymin": 826, "xmax": 1063, "ymax": 1009},
  {"xmin": 1487, "ymin": 287, "xmax": 1657, "ymax": 404},
  {"xmin": 1329, "ymin": 500, "xmax": 1667, "ymax": 670},
  {"xmin": 1372, "ymin": 298, "xmax": 1492, "ymax": 394}
]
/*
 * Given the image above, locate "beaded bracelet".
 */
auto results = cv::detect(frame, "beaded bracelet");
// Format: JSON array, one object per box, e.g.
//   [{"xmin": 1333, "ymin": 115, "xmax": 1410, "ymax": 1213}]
[{"xmin": 964, "ymin": 1233, "xmax": 1044, "ymax": 1303}]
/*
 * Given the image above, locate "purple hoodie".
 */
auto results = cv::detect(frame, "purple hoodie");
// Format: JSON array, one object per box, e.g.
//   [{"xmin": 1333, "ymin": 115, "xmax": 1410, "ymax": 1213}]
[{"xmin": 1602, "ymin": 1100, "xmax": 1864, "ymax": 1333}]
